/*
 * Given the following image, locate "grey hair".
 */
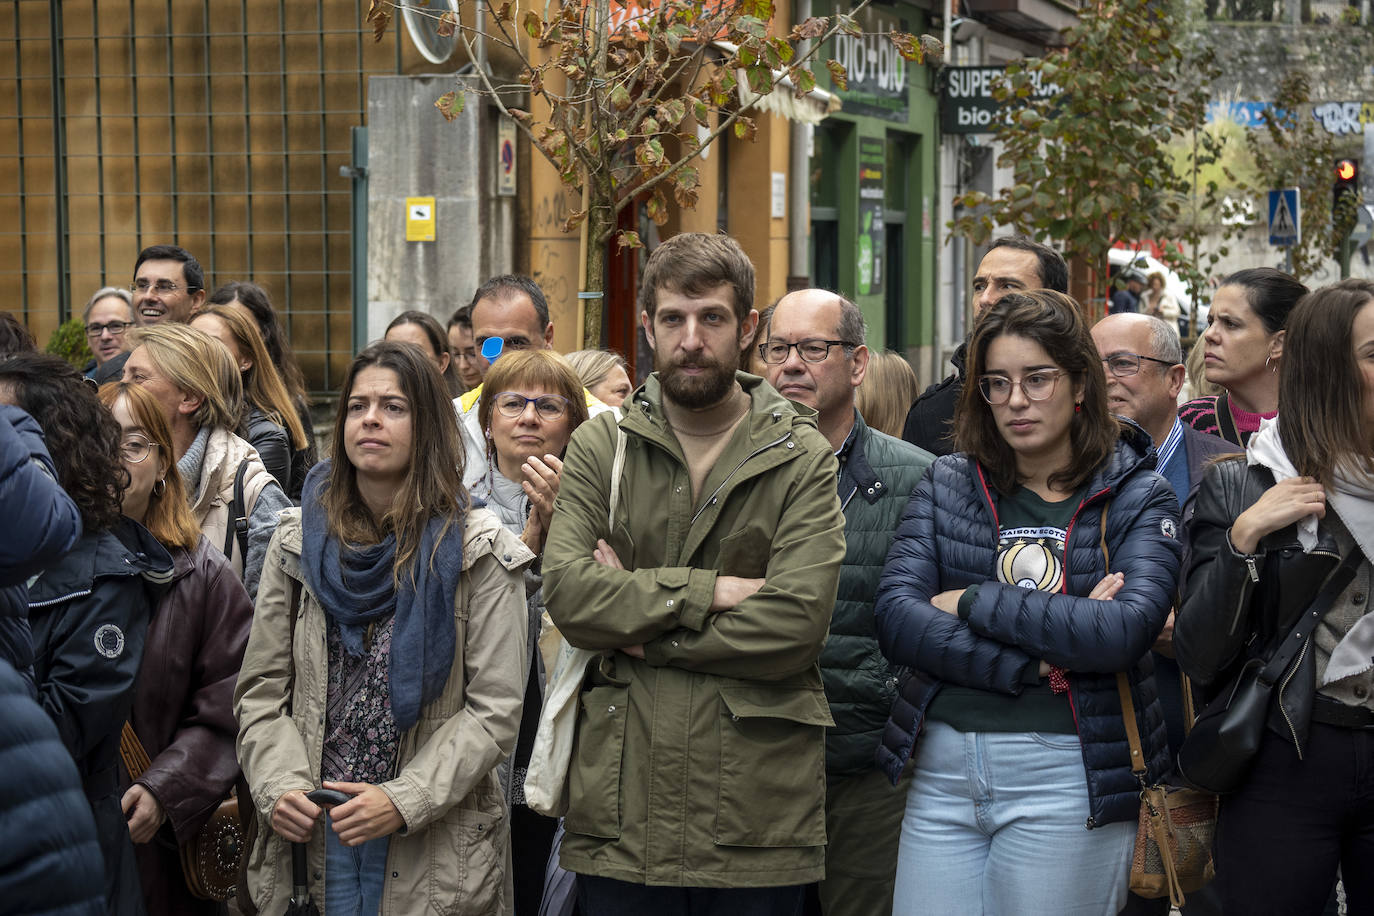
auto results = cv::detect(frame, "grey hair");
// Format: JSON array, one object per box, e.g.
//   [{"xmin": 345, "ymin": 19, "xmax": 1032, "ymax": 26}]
[
  {"xmin": 82, "ymin": 286, "xmax": 134, "ymax": 323},
  {"xmin": 838, "ymin": 295, "xmax": 867, "ymax": 353},
  {"xmin": 1143, "ymin": 315, "xmax": 1184, "ymax": 366}
]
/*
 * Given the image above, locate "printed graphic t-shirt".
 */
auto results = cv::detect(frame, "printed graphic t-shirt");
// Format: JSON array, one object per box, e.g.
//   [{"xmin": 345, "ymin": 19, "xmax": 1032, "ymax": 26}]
[{"xmin": 926, "ymin": 484, "xmax": 1086, "ymax": 734}]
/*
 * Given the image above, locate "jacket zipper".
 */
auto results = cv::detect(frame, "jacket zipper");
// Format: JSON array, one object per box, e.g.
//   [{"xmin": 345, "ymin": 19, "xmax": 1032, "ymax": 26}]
[
  {"xmin": 690, "ymin": 431, "xmax": 793, "ymax": 526},
  {"xmin": 1277, "ymin": 636, "xmax": 1309, "ymax": 760},
  {"xmin": 29, "ymin": 587, "xmax": 93, "ymax": 608}
]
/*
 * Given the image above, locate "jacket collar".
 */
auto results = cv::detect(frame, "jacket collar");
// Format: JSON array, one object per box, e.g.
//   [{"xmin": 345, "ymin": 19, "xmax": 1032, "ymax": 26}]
[
  {"xmin": 28, "ymin": 517, "xmax": 175, "ymax": 605},
  {"xmin": 839, "ymin": 412, "xmax": 886, "ymax": 506},
  {"xmin": 181, "ymin": 426, "xmax": 254, "ymax": 516}
]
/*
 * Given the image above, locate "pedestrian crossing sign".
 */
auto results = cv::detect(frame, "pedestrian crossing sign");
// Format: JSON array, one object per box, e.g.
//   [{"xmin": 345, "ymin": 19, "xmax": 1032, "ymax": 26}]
[{"xmin": 1268, "ymin": 188, "xmax": 1300, "ymax": 246}]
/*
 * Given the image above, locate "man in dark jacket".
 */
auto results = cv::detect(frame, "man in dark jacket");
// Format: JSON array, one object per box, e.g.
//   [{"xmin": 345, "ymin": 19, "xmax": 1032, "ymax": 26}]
[
  {"xmin": 0, "ymin": 656, "xmax": 105, "ymax": 915},
  {"xmin": 762, "ymin": 289, "xmax": 933, "ymax": 916},
  {"xmin": 1093, "ymin": 313, "xmax": 1235, "ymax": 916},
  {"xmin": 0, "ymin": 404, "xmax": 82, "ymax": 693},
  {"xmin": 902, "ymin": 236, "xmax": 1067, "ymax": 456}
]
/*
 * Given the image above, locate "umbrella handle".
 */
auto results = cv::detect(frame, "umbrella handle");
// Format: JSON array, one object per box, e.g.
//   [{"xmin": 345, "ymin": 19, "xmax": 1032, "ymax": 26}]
[
  {"xmin": 290, "ymin": 788, "xmax": 352, "ymax": 902},
  {"xmin": 306, "ymin": 788, "xmax": 352, "ymax": 807}
]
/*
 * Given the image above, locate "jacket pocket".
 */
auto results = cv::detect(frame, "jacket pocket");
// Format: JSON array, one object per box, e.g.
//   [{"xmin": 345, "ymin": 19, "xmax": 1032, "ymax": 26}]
[
  {"xmin": 718, "ymin": 525, "xmax": 771, "ymax": 578},
  {"xmin": 440, "ymin": 802, "xmax": 503, "ymax": 915},
  {"xmin": 565, "ymin": 684, "xmax": 629, "ymax": 839},
  {"xmin": 714, "ymin": 686, "xmax": 830, "ymax": 848}
]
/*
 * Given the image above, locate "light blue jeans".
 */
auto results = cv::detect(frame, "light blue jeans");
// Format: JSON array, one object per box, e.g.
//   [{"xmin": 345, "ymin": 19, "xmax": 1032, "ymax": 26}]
[
  {"xmin": 324, "ymin": 813, "xmax": 391, "ymax": 916},
  {"xmin": 890, "ymin": 720, "xmax": 1135, "ymax": 916}
]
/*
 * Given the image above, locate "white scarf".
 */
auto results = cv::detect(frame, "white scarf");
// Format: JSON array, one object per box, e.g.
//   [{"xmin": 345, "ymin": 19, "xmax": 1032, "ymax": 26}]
[
  {"xmin": 1248, "ymin": 418, "xmax": 1374, "ymax": 687},
  {"xmin": 1246, "ymin": 417, "xmax": 1374, "ymax": 558}
]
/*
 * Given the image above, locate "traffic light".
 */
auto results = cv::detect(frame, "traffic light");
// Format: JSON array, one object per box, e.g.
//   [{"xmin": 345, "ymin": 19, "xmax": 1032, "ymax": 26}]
[{"xmin": 1334, "ymin": 158, "xmax": 1359, "ymax": 210}]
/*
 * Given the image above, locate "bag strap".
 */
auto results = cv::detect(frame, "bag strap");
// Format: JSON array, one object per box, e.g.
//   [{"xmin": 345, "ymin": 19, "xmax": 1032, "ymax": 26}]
[
  {"xmin": 120, "ymin": 721, "xmax": 152, "ymax": 781},
  {"xmin": 608, "ymin": 426, "xmax": 627, "ymax": 530},
  {"xmin": 1099, "ymin": 502, "xmax": 1150, "ymax": 779},
  {"xmin": 223, "ymin": 459, "xmax": 251, "ymax": 562},
  {"xmin": 1256, "ymin": 548, "xmax": 1362, "ymax": 687}
]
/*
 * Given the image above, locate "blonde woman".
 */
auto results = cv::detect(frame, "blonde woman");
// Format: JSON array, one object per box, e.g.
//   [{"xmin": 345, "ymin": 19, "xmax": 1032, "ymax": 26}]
[
  {"xmin": 191, "ymin": 305, "xmax": 311, "ymax": 497},
  {"xmin": 857, "ymin": 351, "xmax": 920, "ymax": 438},
  {"xmin": 123, "ymin": 324, "xmax": 290, "ymax": 598},
  {"xmin": 564, "ymin": 349, "xmax": 632, "ymax": 408}
]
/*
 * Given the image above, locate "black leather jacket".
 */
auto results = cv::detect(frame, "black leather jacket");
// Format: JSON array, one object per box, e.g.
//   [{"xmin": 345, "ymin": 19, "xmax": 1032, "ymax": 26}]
[{"xmin": 1175, "ymin": 457, "xmax": 1344, "ymax": 755}]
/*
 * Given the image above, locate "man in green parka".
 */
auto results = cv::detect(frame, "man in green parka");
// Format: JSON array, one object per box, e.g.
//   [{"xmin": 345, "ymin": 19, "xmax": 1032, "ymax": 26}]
[{"xmin": 543, "ymin": 232, "xmax": 846, "ymax": 915}]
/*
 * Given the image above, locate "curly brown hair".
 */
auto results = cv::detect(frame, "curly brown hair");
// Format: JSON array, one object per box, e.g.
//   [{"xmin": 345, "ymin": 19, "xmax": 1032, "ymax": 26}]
[{"xmin": 0, "ymin": 353, "xmax": 125, "ymax": 532}]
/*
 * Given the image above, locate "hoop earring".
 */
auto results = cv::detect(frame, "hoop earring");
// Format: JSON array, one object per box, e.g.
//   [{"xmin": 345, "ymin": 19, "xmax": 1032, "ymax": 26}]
[
  {"xmin": 152, "ymin": 478, "xmax": 166, "ymax": 497},
  {"xmin": 1265, "ymin": 355, "xmax": 1278, "ymax": 373}
]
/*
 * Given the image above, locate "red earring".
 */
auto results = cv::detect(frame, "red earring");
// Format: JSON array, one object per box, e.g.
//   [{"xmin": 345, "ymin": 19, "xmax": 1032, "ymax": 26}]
[{"xmin": 1074, "ymin": 403, "xmax": 1082, "ymax": 413}]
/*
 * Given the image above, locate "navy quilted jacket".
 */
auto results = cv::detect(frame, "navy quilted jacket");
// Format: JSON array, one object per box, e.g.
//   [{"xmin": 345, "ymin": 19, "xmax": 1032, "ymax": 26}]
[{"xmin": 874, "ymin": 422, "xmax": 1181, "ymax": 828}]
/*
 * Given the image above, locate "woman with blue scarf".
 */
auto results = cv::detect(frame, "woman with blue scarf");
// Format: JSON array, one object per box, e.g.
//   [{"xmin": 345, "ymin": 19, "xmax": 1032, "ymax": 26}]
[{"xmin": 235, "ymin": 341, "xmax": 534, "ymax": 916}]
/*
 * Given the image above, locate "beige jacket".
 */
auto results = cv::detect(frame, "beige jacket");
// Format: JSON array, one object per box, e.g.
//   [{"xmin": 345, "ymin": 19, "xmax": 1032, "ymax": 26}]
[{"xmin": 234, "ymin": 506, "xmax": 533, "ymax": 915}]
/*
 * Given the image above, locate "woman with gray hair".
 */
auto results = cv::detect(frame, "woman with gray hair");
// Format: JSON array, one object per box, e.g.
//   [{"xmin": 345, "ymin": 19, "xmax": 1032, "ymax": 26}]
[
  {"xmin": 563, "ymin": 348, "xmax": 632, "ymax": 408},
  {"xmin": 82, "ymin": 287, "xmax": 136, "ymax": 377}
]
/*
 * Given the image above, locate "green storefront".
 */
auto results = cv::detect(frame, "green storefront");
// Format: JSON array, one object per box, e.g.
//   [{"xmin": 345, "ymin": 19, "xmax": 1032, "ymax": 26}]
[{"xmin": 810, "ymin": 0, "xmax": 939, "ymax": 354}]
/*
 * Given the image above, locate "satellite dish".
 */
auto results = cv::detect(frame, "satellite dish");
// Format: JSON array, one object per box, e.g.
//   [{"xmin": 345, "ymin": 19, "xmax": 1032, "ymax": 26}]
[{"xmin": 403, "ymin": 0, "xmax": 462, "ymax": 64}]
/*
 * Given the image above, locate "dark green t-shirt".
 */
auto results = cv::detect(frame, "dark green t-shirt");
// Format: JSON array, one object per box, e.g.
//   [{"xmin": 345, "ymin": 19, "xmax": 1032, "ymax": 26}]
[{"xmin": 927, "ymin": 483, "xmax": 1086, "ymax": 734}]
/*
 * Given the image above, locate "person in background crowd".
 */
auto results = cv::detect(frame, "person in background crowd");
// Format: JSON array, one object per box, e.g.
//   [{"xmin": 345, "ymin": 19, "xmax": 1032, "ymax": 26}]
[
  {"xmin": 1180, "ymin": 334, "xmax": 1222, "ymax": 404},
  {"xmin": 123, "ymin": 324, "xmax": 290, "ymax": 599},
  {"xmin": 456, "ymin": 275, "xmax": 615, "ymax": 493},
  {"xmin": 857, "ymin": 350, "xmax": 920, "ymax": 439},
  {"xmin": 0, "ymin": 353, "xmax": 174, "ymax": 916},
  {"xmin": 1176, "ymin": 279, "xmax": 1374, "ymax": 915},
  {"xmin": 1091, "ymin": 312, "xmax": 1236, "ymax": 916},
  {"xmin": 1140, "ymin": 272, "xmax": 1181, "ymax": 333},
  {"xmin": 903, "ymin": 236, "xmax": 1069, "ymax": 457},
  {"xmin": 191, "ymin": 305, "xmax": 309, "ymax": 496},
  {"xmin": 1179, "ymin": 268, "xmax": 1308, "ymax": 447},
  {"xmin": 875, "ymin": 290, "xmax": 1180, "ymax": 915},
  {"xmin": 99, "ymin": 382, "xmax": 254, "ymax": 916},
  {"xmin": 1109, "ymin": 270, "xmax": 1145, "ymax": 316},
  {"xmin": 447, "ymin": 304, "xmax": 489, "ymax": 392},
  {"xmin": 0, "ymin": 399, "xmax": 82, "ymax": 693},
  {"xmin": 564, "ymin": 349, "xmax": 633, "ymax": 409},
  {"xmin": 93, "ymin": 244, "xmax": 208, "ymax": 385},
  {"xmin": 235, "ymin": 341, "xmax": 532, "ymax": 915},
  {"xmin": 82, "ymin": 288, "xmax": 137, "ymax": 377},
  {"xmin": 207, "ymin": 281, "xmax": 317, "ymax": 501},
  {"xmin": 0, "ymin": 312, "xmax": 36, "ymax": 356},
  {"xmin": 760, "ymin": 289, "xmax": 933, "ymax": 916},
  {"xmin": 386, "ymin": 310, "xmax": 464, "ymax": 398},
  {"xmin": 0, "ymin": 655, "xmax": 106, "ymax": 916},
  {"xmin": 475, "ymin": 349, "xmax": 589, "ymax": 915},
  {"xmin": 543, "ymin": 232, "xmax": 846, "ymax": 915}
]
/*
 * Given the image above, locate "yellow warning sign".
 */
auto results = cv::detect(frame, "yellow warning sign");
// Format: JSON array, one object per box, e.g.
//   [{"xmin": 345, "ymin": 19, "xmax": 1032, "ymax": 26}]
[{"xmin": 406, "ymin": 196, "xmax": 436, "ymax": 242}]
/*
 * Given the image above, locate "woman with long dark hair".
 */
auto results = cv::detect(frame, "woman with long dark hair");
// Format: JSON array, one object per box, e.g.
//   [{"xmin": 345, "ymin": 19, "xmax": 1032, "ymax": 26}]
[
  {"xmin": 1176, "ymin": 279, "xmax": 1374, "ymax": 914},
  {"xmin": 1179, "ymin": 268, "xmax": 1308, "ymax": 446},
  {"xmin": 99, "ymin": 381, "xmax": 254, "ymax": 916},
  {"xmin": 385, "ymin": 310, "xmax": 464, "ymax": 398},
  {"xmin": 0, "ymin": 353, "xmax": 174, "ymax": 915},
  {"xmin": 875, "ymin": 290, "xmax": 1181, "ymax": 914},
  {"xmin": 235, "ymin": 341, "xmax": 532, "ymax": 915}
]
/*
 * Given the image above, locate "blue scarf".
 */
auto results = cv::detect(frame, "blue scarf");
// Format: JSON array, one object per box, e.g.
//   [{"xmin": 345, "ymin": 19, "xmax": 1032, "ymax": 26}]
[{"xmin": 299, "ymin": 461, "xmax": 463, "ymax": 731}]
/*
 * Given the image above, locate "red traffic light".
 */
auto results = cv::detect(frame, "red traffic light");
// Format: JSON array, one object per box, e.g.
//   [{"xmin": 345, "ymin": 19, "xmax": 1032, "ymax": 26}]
[{"xmin": 1336, "ymin": 159, "xmax": 1358, "ymax": 182}]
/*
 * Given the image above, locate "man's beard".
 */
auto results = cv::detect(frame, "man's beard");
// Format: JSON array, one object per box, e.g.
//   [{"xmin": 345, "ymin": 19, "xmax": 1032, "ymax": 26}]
[{"xmin": 657, "ymin": 347, "xmax": 740, "ymax": 409}]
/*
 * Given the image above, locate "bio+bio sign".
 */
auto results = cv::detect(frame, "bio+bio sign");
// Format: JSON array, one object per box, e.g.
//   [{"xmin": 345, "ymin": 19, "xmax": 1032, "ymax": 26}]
[{"xmin": 829, "ymin": 6, "xmax": 909, "ymax": 122}]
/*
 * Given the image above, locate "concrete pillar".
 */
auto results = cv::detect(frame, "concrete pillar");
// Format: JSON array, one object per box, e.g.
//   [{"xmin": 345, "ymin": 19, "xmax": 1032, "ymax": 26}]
[{"xmin": 365, "ymin": 75, "xmax": 516, "ymax": 345}]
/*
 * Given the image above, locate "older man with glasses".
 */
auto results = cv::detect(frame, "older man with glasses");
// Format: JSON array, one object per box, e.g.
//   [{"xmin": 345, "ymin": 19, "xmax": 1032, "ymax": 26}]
[
  {"xmin": 1091, "ymin": 311, "xmax": 1236, "ymax": 916},
  {"xmin": 81, "ymin": 287, "xmax": 136, "ymax": 378}
]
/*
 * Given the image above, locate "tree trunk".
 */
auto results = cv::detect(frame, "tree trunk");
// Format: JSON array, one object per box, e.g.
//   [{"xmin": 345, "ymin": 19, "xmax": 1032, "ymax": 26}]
[{"xmin": 582, "ymin": 192, "xmax": 613, "ymax": 348}]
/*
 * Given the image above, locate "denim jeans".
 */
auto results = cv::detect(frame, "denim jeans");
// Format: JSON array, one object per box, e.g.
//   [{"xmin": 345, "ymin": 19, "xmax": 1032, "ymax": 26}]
[
  {"xmin": 890, "ymin": 721, "xmax": 1134, "ymax": 915},
  {"xmin": 324, "ymin": 813, "xmax": 391, "ymax": 916}
]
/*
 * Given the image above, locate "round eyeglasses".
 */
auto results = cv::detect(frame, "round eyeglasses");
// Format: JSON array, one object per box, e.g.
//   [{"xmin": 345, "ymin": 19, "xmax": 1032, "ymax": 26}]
[
  {"xmin": 120, "ymin": 436, "xmax": 157, "ymax": 464},
  {"xmin": 493, "ymin": 392, "xmax": 570, "ymax": 420},
  {"xmin": 977, "ymin": 369, "xmax": 1068, "ymax": 405}
]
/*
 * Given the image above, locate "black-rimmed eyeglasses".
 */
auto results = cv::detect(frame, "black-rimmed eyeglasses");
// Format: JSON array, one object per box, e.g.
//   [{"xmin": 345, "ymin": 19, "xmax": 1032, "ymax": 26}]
[
  {"xmin": 757, "ymin": 338, "xmax": 855, "ymax": 365},
  {"xmin": 86, "ymin": 321, "xmax": 134, "ymax": 338},
  {"xmin": 1101, "ymin": 353, "xmax": 1175, "ymax": 378}
]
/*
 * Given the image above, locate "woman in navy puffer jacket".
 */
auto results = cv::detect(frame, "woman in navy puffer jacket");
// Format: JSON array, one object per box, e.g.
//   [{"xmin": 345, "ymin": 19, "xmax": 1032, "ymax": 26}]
[{"xmin": 875, "ymin": 291, "xmax": 1181, "ymax": 915}]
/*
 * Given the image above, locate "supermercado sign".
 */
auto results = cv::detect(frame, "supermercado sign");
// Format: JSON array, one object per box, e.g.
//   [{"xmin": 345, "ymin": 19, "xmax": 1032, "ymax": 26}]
[{"xmin": 941, "ymin": 65, "xmax": 1061, "ymax": 134}]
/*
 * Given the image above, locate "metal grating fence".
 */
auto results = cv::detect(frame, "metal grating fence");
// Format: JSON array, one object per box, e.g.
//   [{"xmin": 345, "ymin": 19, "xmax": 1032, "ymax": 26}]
[{"xmin": 0, "ymin": 0, "xmax": 404, "ymax": 393}]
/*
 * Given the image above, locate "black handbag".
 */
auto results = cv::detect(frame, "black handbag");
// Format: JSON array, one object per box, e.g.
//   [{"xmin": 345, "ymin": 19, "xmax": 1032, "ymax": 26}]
[{"xmin": 1177, "ymin": 549, "xmax": 1360, "ymax": 794}]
